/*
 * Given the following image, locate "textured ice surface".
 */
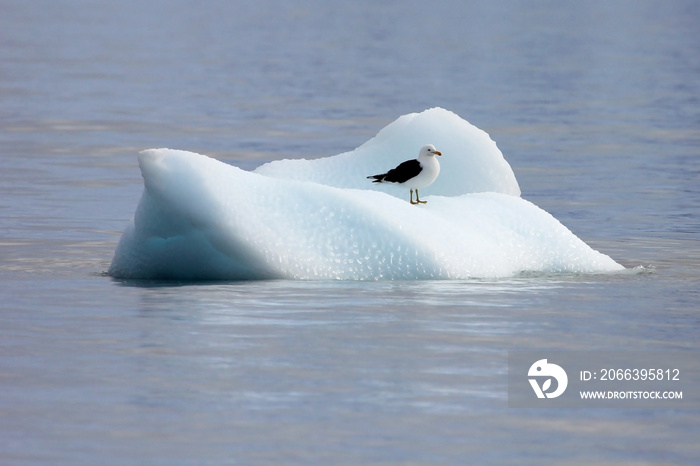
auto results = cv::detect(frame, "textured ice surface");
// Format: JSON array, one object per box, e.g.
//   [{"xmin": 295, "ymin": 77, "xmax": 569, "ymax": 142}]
[{"xmin": 108, "ymin": 108, "xmax": 623, "ymax": 280}]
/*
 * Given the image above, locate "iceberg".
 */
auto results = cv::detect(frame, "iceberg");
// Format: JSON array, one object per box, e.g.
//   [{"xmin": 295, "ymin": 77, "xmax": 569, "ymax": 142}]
[{"xmin": 108, "ymin": 108, "xmax": 624, "ymax": 280}]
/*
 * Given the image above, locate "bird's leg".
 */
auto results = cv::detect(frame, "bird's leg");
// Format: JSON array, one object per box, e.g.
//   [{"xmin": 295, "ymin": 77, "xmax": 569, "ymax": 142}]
[
  {"xmin": 410, "ymin": 189, "xmax": 419, "ymax": 205},
  {"xmin": 415, "ymin": 189, "xmax": 427, "ymax": 204}
]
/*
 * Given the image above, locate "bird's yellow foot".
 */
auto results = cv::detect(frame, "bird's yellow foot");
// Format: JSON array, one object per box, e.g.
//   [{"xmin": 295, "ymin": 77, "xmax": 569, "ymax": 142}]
[
  {"xmin": 410, "ymin": 190, "xmax": 427, "ymax": 204},
  {"xmin": 411, "ymin": 189, "xmax": 427, "ymax": 204}
]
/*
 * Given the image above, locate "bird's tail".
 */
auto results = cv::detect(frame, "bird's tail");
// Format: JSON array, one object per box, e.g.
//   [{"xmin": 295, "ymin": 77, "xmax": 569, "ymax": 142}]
[{"xmin": 367, "ymin": 173, "xmax": 386, "ymax": 183}]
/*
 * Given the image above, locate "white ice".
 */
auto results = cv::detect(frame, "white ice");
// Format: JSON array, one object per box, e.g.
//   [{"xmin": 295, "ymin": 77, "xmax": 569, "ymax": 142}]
[{"xmin": 108, "ymin": 108, "xmax": 624, "ymax": 280}]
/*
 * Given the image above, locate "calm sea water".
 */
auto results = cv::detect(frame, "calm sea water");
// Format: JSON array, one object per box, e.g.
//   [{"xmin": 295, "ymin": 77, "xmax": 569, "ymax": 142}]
[{"xmin": 2, "ymin": 0, "xmax": 699, "ymax": 464}]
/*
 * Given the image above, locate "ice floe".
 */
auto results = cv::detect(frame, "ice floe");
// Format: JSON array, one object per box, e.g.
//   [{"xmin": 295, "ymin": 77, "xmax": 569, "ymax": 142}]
[{"xmin": 108, "ymin": 108, "xmax": 623, "ymax": 280}]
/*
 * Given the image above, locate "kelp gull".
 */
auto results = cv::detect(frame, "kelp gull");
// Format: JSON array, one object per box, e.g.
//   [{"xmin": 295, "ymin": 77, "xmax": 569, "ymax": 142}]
[{"xmin": 367, "ymin": 144, "xmax": 442, "ymax": 204}]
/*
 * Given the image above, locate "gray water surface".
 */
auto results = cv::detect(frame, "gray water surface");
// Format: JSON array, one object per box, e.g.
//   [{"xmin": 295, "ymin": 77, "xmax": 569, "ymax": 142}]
[{"xmin": 1, "ymin": 0, "xmax": 699, "ymax": 464}]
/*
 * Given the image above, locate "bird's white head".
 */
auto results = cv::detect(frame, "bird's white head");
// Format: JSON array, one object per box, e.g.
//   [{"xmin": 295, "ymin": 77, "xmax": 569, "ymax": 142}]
[{"xmin": 420, "ymin": 144, "xmax": 442, "ymax": 157}]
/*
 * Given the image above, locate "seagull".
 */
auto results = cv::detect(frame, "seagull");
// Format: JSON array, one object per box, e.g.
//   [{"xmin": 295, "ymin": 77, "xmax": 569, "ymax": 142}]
[{"xmin": 367, "ymin": 144, "xmax": 442, "ymax": 204}]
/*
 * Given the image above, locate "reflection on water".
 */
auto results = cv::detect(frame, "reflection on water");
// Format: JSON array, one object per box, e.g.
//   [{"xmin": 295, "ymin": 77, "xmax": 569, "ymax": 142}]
[{"xmin": 5, "ymin": 271, "xmax": 698, "ymax": 462}]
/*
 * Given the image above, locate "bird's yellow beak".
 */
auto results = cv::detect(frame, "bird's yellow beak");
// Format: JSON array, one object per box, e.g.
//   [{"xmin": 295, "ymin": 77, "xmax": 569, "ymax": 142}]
[{"xmin": 435, "ymin": 151, "xmax": 442, "ymax": 156}]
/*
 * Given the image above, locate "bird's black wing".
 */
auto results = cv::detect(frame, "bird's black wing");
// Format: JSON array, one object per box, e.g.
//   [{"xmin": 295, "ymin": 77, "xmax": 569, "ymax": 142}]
[{"xmin": 381, "ymin": 159, "xmax": 422, "ymax": 183}]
